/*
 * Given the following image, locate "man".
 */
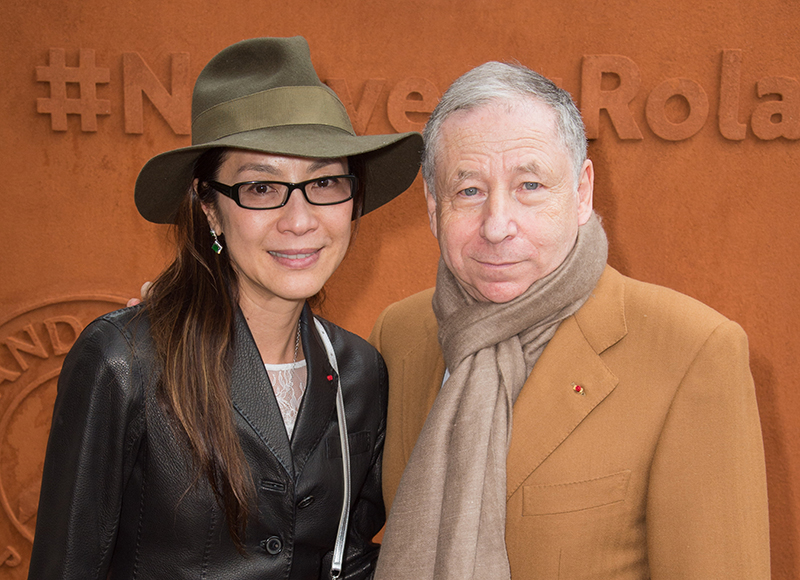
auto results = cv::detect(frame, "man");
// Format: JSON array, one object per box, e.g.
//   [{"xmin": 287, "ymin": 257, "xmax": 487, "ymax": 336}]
[{"xmin": 371, "ymin": 62, "xmax": 770, "ymax": 580}]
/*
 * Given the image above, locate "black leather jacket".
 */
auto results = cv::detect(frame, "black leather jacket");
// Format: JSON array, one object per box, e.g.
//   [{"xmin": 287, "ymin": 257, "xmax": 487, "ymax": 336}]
[{"xmin": 28, "ymin": 303, "xmax": 387, "ymax": 579}]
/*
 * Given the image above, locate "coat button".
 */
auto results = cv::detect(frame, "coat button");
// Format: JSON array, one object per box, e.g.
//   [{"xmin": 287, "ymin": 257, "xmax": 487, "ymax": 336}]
[
  {"xmin": 297, "ymin": 495, "xmax": 315, "ymax": 509},
  {"xmin": 261, "ymin": 536, "xmax": 283, "ymax": 555}
]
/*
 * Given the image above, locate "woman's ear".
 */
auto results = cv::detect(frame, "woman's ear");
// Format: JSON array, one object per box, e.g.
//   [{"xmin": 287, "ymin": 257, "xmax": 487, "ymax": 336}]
[{"xmin": 196, "ymin": 179, "xmax": 222, "ymax": 234}]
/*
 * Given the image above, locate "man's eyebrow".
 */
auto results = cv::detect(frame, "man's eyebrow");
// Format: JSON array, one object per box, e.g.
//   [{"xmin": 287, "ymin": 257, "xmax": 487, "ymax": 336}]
[
  {"xmin": 517, "ymin": 162, "xmax": 543, "ymax": 175},
  {"xmin": 451, "ymin": 169, "xmax": 478, "ymax": 187},
  {"xmin": 445, "ymin": 163, "xmax": 544, "ymax": 189}
]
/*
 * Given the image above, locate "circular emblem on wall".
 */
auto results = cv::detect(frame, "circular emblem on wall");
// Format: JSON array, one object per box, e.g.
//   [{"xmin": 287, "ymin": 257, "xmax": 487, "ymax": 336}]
[{"xmin": 0, "ymin": 296, "xmax": 126, "ymax": 572}]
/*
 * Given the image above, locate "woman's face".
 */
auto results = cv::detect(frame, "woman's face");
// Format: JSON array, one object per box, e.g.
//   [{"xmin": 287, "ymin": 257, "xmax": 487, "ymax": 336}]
[{"xmin": 201, "ymin": 150, "xmax": 354, "ymax": 309}]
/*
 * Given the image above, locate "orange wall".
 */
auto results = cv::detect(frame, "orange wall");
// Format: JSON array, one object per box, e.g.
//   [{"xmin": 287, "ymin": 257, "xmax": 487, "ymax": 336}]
[{"xmin": 1, "ymin": 1, "xmax": 798, "ymax": 577}]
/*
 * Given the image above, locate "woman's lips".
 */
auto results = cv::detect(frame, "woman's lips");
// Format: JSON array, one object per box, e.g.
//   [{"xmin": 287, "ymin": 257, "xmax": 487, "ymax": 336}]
[{"xmin": 268, "ymin": 248, "xmax": 321, "ymax": 268}]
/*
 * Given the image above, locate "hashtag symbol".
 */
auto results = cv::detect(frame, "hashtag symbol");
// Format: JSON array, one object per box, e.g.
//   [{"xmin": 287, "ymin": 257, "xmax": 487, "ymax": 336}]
[{"xmin": 36, "ymin": 48, "xmax": 111, "ymax": 132}]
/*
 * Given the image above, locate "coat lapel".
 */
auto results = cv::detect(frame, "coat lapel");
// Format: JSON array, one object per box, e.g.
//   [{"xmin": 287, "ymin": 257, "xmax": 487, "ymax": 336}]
[
  {"xmin": 230, "ymin": 310, "xmax": 294, "ymax": 478},
  {"xmin": 395, "ymin": 268, "xmax": 629, "ymax": 500},
  {"xmin": 290, "ymin": 305, "xmax": 338, "ymax": 478},
  {"xmin": 506, "ymin": 266, "xmax": 627, "ymax": 498}
]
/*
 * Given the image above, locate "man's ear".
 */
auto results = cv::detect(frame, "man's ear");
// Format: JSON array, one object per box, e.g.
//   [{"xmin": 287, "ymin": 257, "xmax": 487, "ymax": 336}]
[
  {"xmin": 576, "ymin": 159, "xmax": 594, "ymax": 226},
  {"xmin": 424, "ymin": 180, "xmax": 438, "ymax": 239},
  {"xmin": 196, "ymin": 179, "xmax": 221, "ymax": 234}
]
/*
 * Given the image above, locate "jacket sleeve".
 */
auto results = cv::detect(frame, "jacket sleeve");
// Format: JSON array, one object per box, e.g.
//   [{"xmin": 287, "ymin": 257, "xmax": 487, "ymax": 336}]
[
  {"xmin": 325, "ymin": 348, "xmax": 388, "ymax": 580},
  {"xmin": 646, "ymin": 320, "xmax": 770, "ymax": 579},
  {"xmin": 27, "ymin": 317, "xmax": 146, "ymax": 580}
]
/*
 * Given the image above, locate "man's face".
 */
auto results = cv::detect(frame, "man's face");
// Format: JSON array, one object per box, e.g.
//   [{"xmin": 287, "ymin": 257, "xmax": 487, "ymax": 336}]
[{"xmin": 426, "ymin": 97, "xmax": 594, "ymax": 303}]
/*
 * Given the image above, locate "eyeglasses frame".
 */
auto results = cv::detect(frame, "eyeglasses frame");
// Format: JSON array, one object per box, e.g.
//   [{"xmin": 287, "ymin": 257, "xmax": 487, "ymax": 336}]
[{"xmin": 205, "ymin": 174, "xmax": 358, "ymax": 210}]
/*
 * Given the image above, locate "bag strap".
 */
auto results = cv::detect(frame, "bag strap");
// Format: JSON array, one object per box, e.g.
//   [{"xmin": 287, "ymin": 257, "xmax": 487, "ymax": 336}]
[{"xmin": 313, "ymin": 318, "xmax": 351, "ymax": 579}]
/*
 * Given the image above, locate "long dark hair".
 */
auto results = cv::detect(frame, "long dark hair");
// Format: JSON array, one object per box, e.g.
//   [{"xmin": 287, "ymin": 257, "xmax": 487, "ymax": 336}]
[{"xmin": 145, "ymin": 148, "xmax": 364, "ymax": 550}]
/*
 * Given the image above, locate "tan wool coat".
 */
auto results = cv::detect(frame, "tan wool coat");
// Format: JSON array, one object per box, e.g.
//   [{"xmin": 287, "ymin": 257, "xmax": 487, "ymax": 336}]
[{"xmin": 370, "ymin": 266, "xmax": 770, "ymax": 580}]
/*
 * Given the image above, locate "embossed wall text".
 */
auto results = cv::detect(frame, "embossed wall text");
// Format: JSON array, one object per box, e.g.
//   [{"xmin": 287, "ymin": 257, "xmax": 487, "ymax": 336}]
[
  {"xmin": 0, "ymin": 298, "xmax": 126, "ymax": 572},
  {"xmin": 36, "ymin": 49, "xmax": 110, "ymax": 132},
  {"xmin": 386, "ymin": 78, "xmax": 441, "ymax": 133},
  {"xmin": 33, "ymin": 49, "xmax": 799, "ymax": 142},
  {"xmin": 123, "ymin": 52, "xmax": 191, "ymax": 135},
  {"xmin": 580, "ymin": 50, "xmax": 800, "ymax": 141},
  {"xmin": 325, "ymin": 78, "xmax": 386, "ymax": 135}
]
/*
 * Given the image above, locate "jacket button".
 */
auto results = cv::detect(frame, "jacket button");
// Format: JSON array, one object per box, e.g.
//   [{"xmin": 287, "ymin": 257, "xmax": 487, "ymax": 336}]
[
  {"xmin": 261, "ymin": 536, "xmax": 283, "ymax": 555},
  {"xmin": 297, "ymin": 495, "xmax": 315, "ymax": 509}
]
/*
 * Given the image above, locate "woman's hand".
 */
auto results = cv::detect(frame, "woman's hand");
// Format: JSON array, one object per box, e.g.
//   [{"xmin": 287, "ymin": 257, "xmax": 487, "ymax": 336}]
[{"xmin": 127, "ymin": 281, "xmax": 152, "ymax": 307}]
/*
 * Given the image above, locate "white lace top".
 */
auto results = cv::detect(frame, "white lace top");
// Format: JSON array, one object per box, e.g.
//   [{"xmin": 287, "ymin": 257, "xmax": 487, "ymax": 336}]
[{"xmin": 264, "ymin": 360, "xmax": 308, "ymax": 438}]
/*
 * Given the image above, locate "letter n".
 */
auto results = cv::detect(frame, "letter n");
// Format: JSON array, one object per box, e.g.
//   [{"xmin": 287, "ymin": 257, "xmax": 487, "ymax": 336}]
[
  {"xmin": 123, "ymin": 52, "xmax": 191, "ymax": 135},
  {"xmin": 2, "ymin": 324, "xmax": 48, "ymax": 371}
]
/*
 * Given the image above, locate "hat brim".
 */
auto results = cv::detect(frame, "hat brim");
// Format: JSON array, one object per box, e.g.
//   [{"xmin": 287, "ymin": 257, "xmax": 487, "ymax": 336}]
[{"xmin": 135, "ymin": 125, "xmax": 423, "ymax": 224}]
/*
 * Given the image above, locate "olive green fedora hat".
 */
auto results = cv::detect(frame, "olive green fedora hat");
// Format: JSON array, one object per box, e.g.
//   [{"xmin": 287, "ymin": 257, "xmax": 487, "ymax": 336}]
[{"xmin": 135, "ymin": 36, "xmax": 423, "ymax": 224}]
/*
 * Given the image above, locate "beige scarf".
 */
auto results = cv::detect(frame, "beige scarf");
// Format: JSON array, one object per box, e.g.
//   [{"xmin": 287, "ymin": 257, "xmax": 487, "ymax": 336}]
[{"xmin": 376, "ymin": 213, "xmax": 608, "ymax": 579}]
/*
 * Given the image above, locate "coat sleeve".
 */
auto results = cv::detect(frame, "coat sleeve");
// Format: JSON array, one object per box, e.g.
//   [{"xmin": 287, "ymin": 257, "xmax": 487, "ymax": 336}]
[
  {"xmin": 646, "ymin": 319, "xmax": 770, "ymax": 579},
  {"xmin": 27, "ymin": 317, "xmax": 146, "ymax": 580},
  {"xmin": 368, "ymin": 303, "xmax": 406, "ymax": 517}
]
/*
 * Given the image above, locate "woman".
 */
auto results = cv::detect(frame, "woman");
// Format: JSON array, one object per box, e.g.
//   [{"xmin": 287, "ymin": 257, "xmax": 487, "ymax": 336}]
[{"xmin": 28, "ymin": 37, "xmax": 422, "ymax": 579}]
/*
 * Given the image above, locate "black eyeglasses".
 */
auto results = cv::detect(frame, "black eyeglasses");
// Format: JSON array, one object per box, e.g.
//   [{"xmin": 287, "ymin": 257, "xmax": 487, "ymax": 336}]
[{"xmin": 206, "ymin": 174, "xmax": 357, "ymax": 210}]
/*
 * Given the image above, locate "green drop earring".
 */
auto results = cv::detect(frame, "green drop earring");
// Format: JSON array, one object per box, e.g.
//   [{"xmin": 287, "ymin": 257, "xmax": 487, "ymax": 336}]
[{"xmin": 210, "ymin": 229, "xmax": 223, "ymax": 255}]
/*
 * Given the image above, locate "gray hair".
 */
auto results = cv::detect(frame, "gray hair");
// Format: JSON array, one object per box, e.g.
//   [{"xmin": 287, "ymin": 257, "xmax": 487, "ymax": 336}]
[{"xmin": 422, "ymin": 61, "xmax": 587, "ymax": 196}]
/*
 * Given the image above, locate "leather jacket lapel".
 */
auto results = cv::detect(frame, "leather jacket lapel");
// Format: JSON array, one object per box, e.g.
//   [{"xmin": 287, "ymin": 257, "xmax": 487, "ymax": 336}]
[
  {"xmin": 230, "ymin": 310, "xmax": 294, "ymax": 478},
  {"xmin": 290, "ymin": 305, "xmax": 338, "ymax": 478}
]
